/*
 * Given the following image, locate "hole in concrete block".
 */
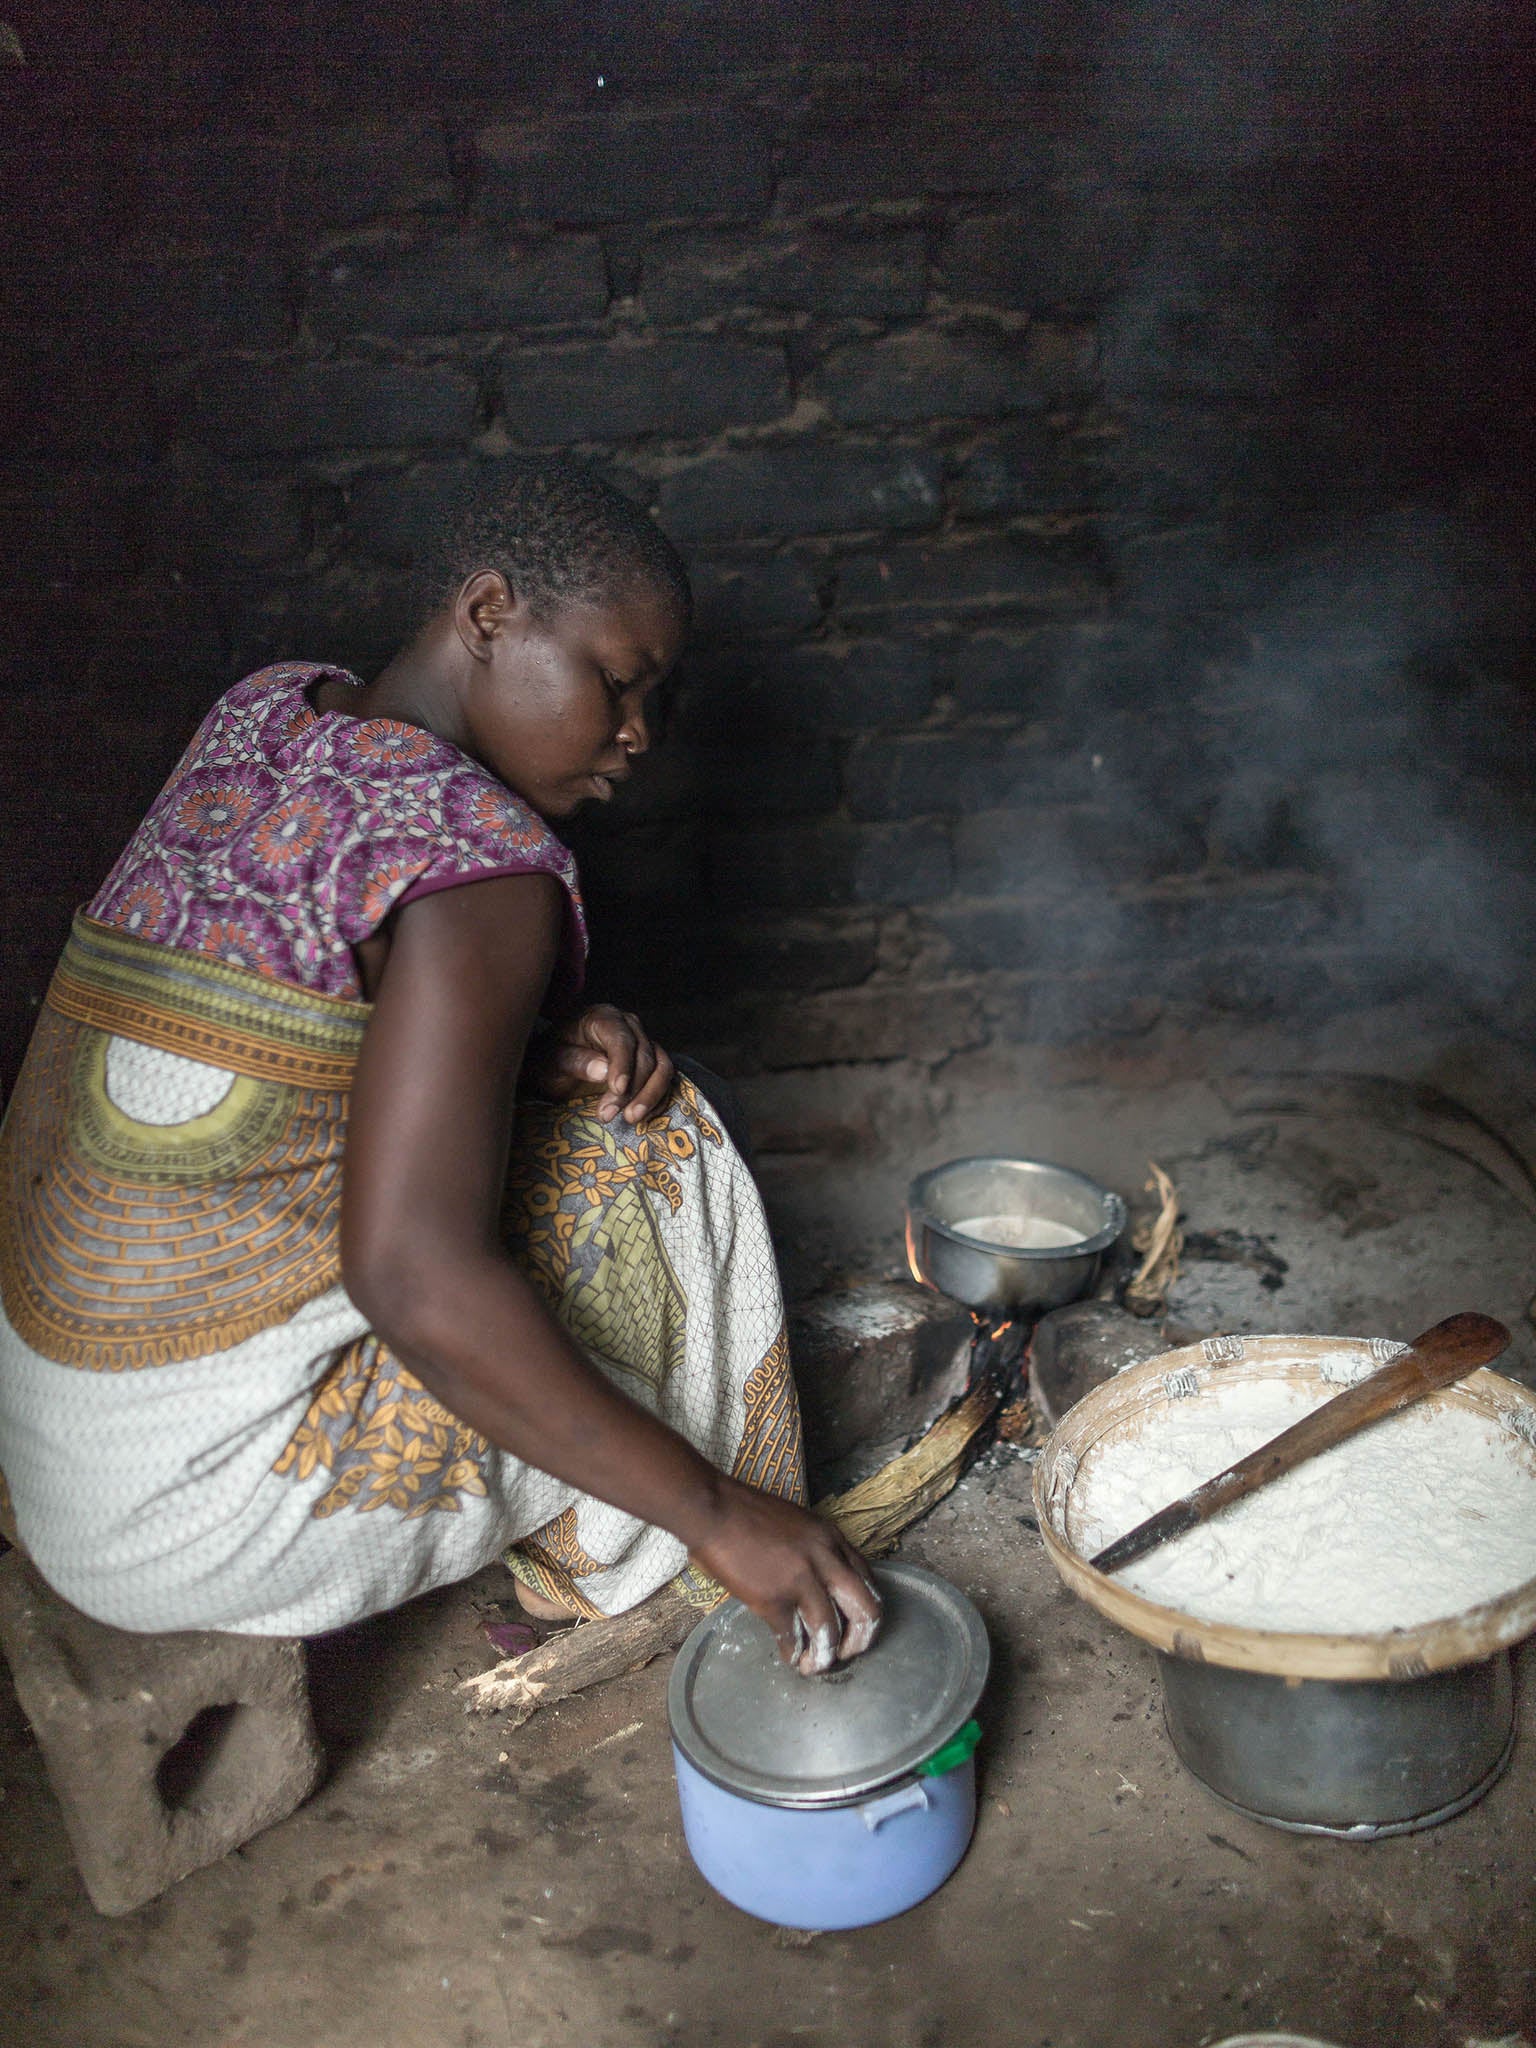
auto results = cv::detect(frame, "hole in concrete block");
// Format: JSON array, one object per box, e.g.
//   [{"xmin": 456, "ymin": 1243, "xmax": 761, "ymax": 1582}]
[{"xmin": 155, "ymin": 1701, "xmax": 244, "ymax": 1811}]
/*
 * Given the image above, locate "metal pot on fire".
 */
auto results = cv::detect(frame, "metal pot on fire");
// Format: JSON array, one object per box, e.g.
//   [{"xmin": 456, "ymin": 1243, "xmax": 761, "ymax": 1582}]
[{"xmin": 905, "ymin": 1156, "xmax": 1127, "ymax": 1318}]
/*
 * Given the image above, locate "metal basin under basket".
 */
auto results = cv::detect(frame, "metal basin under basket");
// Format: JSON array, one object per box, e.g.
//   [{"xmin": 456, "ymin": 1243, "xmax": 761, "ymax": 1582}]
[
  {"xmin": 905, "ymin": 1157, "xmax": 1126, "ymax": 1319},
  {"xmin": 1155, "ymin": 1649, "xmax": 1515, "ymax": 1838}
]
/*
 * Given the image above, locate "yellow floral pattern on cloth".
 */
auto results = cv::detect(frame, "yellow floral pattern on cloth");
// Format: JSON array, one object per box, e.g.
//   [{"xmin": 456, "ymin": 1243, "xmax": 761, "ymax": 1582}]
[
  {"xmin": 509, "ymin": 1503, "xmax": 608, "ymax": 1588},
  {"xmin": 733, "ymin": 1327, "xmax": 804, "ymax": 1498},
  {"xmin": 272, "ymin": 1335, "xmax": 492, "ymax": 1519},
  {"xmin": 272, "ymin": 1085, "xmax": 723, "ymax": 1522},
  {"xmin": 268, "ymin": 1069, "xmax": 807, "ymax": 1628},
  {"xmin": 499, "ymin": 1074, "xmax": 807, "ymax": 1617},
  {"xmin": 501, "ymin": 1076, "xmax": 724, "ymax": 1400}
]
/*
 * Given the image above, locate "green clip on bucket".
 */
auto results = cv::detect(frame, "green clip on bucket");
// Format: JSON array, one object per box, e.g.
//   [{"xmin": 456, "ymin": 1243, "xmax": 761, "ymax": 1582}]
[{"xmin": 915, "ymin": 1718, "xmax": 983, "ymax": 1778}]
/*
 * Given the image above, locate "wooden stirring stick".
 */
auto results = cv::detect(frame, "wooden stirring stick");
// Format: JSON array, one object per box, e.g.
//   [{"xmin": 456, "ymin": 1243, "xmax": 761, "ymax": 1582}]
[{"xmin": 1089, "ymin": 1310, "xmax": 1512, "ymax": 1576}]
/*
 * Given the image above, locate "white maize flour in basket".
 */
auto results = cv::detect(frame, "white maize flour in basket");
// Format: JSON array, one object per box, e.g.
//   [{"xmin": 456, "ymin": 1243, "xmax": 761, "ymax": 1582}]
[{"xmin": 1070, "ymin": 1374, "xmax": 1536, "ymax": 1634}]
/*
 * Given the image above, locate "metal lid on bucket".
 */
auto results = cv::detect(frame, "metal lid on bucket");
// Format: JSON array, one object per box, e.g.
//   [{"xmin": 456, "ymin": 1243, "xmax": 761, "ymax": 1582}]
[{"xmin": 667, "ymin": 1560, "xmax": 990, "ymax": 1808}]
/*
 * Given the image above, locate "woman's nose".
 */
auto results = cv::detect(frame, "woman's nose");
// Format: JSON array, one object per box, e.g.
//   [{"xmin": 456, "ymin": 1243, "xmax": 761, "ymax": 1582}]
[{"xmin": 619, "ymin": 705, "xmax": 650, "ymax": 755}]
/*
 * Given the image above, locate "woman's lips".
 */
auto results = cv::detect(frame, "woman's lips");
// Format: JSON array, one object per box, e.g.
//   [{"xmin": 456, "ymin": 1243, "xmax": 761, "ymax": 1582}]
[{"xmin": 588, "ymin": 766, "xmax": 629, "ymax": 800}]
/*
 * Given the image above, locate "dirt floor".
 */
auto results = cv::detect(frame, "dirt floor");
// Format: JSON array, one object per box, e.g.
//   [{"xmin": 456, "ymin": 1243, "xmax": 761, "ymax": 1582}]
[{"xmin": 3, "ymin": 1003, "xmax": 1535, "ymax": 2048}]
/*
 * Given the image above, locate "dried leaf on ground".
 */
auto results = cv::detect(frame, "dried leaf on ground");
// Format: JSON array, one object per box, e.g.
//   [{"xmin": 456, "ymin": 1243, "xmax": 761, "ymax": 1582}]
[{"xmin": 1123, "ymin": 1161, "xmax": 1181, "ymax": 1316}]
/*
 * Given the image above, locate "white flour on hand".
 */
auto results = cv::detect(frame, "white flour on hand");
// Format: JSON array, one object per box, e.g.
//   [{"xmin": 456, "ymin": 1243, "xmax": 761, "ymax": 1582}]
[{"xmin": 1070, "ymin": 1376, "xmax": 1536, "ymax": 1633}]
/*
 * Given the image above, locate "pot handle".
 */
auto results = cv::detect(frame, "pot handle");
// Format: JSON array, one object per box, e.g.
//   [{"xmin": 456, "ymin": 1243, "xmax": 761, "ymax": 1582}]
[{"xmin": 859, "ymin": 1780, "xmax": 931, "ymax": 1833}]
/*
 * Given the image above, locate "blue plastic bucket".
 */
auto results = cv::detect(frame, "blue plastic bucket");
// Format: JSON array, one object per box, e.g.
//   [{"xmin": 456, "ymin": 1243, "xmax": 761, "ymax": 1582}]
[{"xmin": 672, "ymin": 1730, "xmax": 979, "ymax": 1930}]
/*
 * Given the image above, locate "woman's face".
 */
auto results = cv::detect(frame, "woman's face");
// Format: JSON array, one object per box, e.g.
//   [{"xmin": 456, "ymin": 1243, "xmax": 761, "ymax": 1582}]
[{"xmin": 464, "ymin": 578, "xmax": 685, "ymax": 821}]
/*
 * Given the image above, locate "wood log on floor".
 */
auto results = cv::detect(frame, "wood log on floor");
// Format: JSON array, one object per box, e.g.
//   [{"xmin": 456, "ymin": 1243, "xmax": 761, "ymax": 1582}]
[
  {"xmin": 458, "ymin": 1583, "xmax": 702, "ymax": 1725},
  {"xmin": 458, "ymin": 1371, "xmax": 1006, "ymax": 1725}
]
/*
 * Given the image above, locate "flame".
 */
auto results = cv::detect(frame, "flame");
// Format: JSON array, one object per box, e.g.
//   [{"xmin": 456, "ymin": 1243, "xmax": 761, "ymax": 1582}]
[
  {"xmin": 904, "ymin": 1214, "xmax": 930, "ymax": 1290},
  {"xmin": 970, "ymin": 1312, "xmax": 1016, "ymax": 1341}
]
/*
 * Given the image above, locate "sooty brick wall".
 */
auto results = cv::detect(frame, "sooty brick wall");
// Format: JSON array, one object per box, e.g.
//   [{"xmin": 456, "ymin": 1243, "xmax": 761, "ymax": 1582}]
[{"xmin": 1, "ymin": 0, "xmax": 1533, "ymax": 1085}]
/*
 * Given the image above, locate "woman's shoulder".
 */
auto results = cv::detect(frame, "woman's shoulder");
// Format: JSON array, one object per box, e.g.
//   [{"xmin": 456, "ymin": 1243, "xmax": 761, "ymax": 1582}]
[
  {"xmin": 182, "ymin": 661, "xmax": 565, "ymax": 868},
  {"xmin": 159, "ymin": 662, "xmax": 358, "ymax": 777},
  {"xmin": 283, "ymin": 693, "xmax": 571, "ymax": 871},
  {"xmin": 221, "ymin": 661, "xmax": 362, "ymax": 749}
]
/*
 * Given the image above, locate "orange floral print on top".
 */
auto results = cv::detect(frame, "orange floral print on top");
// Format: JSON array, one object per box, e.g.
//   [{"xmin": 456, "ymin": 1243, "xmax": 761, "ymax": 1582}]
[{"xmin": 88, "ymin": 663, "xmax": 586, "ymax": 1000}]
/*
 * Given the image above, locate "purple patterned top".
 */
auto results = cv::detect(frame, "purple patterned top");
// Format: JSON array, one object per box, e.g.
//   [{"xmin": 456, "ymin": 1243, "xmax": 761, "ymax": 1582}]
[{"xmin": 88, "ymin": 662, "xmax": 587, "ymax": 1002}]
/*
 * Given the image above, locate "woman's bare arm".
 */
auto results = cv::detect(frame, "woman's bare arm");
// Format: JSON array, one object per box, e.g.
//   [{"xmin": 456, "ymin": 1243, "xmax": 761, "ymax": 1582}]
[{"xmin": 340, "ymin": 871, "xmax": 880, "ymax": 1669}]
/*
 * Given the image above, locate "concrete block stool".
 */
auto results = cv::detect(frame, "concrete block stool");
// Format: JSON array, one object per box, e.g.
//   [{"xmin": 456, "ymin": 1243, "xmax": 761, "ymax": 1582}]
[{"xmin": 0, "ymin": 1552, "xmax": 322, "ymax": 1914}]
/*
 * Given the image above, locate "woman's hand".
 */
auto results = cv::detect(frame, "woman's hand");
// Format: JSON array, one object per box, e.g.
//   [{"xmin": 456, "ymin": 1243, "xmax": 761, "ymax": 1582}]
[
  {"xmin": 686, "ymin": 1478, "xmax": 884, "ymax": 1677},
  {"xmin": 524, "ymin": 1004, "xmax": 675, "ymax": 1125}
]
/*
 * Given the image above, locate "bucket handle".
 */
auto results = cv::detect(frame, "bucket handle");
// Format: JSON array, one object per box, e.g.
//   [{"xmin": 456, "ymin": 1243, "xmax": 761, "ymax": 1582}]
[{"xmin": 860, "ymin": 1780, "xmax": 931, "ymax": 1833}]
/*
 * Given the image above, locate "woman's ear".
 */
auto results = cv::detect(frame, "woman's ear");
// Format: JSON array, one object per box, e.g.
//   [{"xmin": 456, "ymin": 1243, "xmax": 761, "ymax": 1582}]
[{"xmin": 454, "ymin": 570, "xmax": 519, "ymax": 664}]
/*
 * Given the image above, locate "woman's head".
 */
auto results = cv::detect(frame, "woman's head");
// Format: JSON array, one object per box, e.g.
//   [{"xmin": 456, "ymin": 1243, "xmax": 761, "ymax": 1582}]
[
  {"xmin": 413, "ymin": 460, "xmax": 690, "ymax": 821},
  {"xmin": 420, "ymin": 458, "xmax": 691, "ymax": 632}
]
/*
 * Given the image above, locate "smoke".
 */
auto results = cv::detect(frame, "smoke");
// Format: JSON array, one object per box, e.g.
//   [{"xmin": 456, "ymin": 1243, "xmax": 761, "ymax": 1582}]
[
  {"xmin": 1204, "ymin": 512, "xmax": 1535, "ymax": 1011},
  {"xmin": 1049, "ymin": 0, "xmax": 1536, "ymax": 1032}
]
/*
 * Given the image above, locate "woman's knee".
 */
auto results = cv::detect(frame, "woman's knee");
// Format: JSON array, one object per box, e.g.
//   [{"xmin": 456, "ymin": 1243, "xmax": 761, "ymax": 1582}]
[{"xmin": 673, "ymin": 1057, "xmax": 753, "ymax": 1165}]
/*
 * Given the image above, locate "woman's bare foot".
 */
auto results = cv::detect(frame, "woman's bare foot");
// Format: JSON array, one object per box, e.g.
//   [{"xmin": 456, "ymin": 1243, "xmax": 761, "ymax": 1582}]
[{"xmin": 512, "ymin": 1579, "xmax": 579, "ymax": 1624}]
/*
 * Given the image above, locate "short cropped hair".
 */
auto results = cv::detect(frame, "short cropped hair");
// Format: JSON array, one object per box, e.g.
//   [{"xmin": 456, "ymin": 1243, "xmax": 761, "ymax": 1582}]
[{"xmin": 419, "ymin": 458, "xmax": 691, "ymax": 626}]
